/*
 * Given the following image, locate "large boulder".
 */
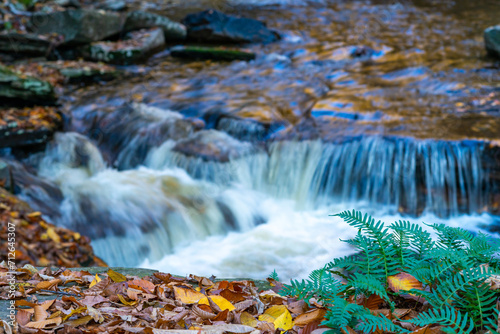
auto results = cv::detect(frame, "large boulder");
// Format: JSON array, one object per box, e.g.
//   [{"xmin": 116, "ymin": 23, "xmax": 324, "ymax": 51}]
[
  {"xmin": 124, "ymin": 10, "xmax": 187, "ymax": 40},
  {"xmin": 485, "ymin": 25, "xmax": 500, "ymax": 58},
  {"xmin": 78, "ymin": 28, "xmax": 165, "ymax": 65},
  {"xmin": 29, "ymin": 9, "xmax": 124, "ymax": 46},
  {"xmin": 0, "ymin": 65, "xmax": 56, "ymax": 104},
  {"xmin": 182, "ymin": 9, "xmax": 279, "ymax": 44}
]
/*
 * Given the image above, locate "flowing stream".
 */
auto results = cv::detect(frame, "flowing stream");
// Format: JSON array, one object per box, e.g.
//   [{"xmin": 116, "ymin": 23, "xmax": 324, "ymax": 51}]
[{"xmin": 9, "ymin": 0, "xmax": 500, "ymax": 280}]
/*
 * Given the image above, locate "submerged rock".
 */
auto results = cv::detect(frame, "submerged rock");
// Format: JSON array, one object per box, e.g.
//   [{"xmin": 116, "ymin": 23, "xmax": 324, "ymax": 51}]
[
  {"xmin": 0, "ymin": 107, "xmax": 63, "ymax": 148},
  {"xmin": 170, "ymin": 45, "xmax": 256, "ymax": 61},
  {"xmin": 484, "ymin": 25, "xmax": 500, "ymax": 58},
  {"xmin": 173, "ymin": 129, "xmax": 258, "ymax": 162},
  {"xmin": 182, "ymin": 9, "xmax": 279, "ymax": 44},
  {"xmin": 78, "ymin": 28, "xmax": 165, "ymax": 65},
  {"xmin": 124, "ymin": 10, "xmax": 187, "ymax": 40},
  {"xmin": 29, "ymin": 9, "xmax": 124, "ymax": 46},
  {"xmin": 0, "ymin": 65, "xmax": 56, "ymax": 104}
]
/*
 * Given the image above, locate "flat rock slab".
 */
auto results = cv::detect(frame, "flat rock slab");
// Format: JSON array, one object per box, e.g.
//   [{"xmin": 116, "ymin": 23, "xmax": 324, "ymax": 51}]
[
  {"xmin": 0, "ymin": 107, "xmax": 62, "ymax": 147},
  {"xmin": 170, "ymin": 45, "xmax": 256, "ymax": 61},
  {"xmin": 182, "ymin": 9, "xmax": 279, "ymax": 44},
  {"xmin": 0, "ymin": 65, "xmax": 56, "ymax": 104},
  {"xmin": 0, "ymin": 32, "xmax": 61, "ymax": 56},
  {"xmin": 124, "ymin": 10, "xmax": 186, "ymax": 40},
  {"xmin": 485, "ymin": 25, "xmax": 500, "ymax": 58},
  {"xmin": 29, "ymin": 9, "xmax": 124, "ymax": 46},
  {"xmin": 78, "ymin": 28, "xmax": 165, "ymax": 65}
]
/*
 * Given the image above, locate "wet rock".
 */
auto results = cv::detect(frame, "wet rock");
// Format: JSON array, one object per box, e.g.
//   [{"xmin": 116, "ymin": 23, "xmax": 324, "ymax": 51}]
[
  {"xmin": 77, "ymin": 103, "xmax": 203, "ymax": 168},
  {"xmin": 0, "ymin": 107, "xmax": 63, "ymax": 148},
  {"xmin": 0, "ymin": 65, "xmax": 56, "ymax": 104},
  {"xmin": 97, "ymin": 0, "xmax": 127, "ymax": 11},
  {"xmin": 13, "ymin": 60, "xmax": 118, "ymax": 87},
  {"xmin": 484, "ymin": 25, "xmax": 500, "ymax": 58},
  {"xmin": 173, "ymin": 129, "xmax": 257, "ymax": 162},
  {"xmin": 170, "ymin": 45, "xmax": 256, "ymax": 61},
  {"xmin": 0, "ymin": 159, "xmax": 13, "ymax": 191},
  {"xmin": 215, "ymin": 116, "xmax": 270, "ymax": 141},
  {"xmin": 124, "ymin": 10, "xmax": 187, "ymax": 40},
  {"xmin": 0, "ymin": 32, "xmax": 61, "ymax": 56},
  {"xmin": 78, "ymin": 28, "xmax": 165, "ymax": 65},
  {"xmin": 53, "ymin": 61, "xmax": 119, "ymax": 82},
  {"xmin": 29, "ymin": 9, "xmax": 124, "ymax": 46},
  {"xmin": 182, "ymin": 9, "xmax": 280, "ymax": 44}
]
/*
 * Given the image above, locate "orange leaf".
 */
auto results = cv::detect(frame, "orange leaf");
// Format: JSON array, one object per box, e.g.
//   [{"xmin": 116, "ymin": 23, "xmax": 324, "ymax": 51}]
[
  {"xmin": 294, "ymin": 308, "xmax": 327, "ymax": 326},
  {"xmin": 129, "ymin": 279, "xmax": 155, "ymax": 293},
  {"xmin": 364, "ymin": 294, "xmax": 384, "ymax": 310},
  {"xmin": 26, "ymin": 317, "xmax": 61, "ymax": 329}
]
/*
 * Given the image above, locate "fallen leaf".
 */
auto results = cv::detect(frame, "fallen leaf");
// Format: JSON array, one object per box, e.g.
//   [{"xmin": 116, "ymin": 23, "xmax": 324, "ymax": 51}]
[
  {"xmin": 199, "ymin": 295, "xmax": 235, "ymax": 311},
  {"xmin": 89, "ymin": 274, "xmax": 101, "ymax": 288},
  {"xmin": 294, "ymin": 308, "xmax": 326, "ymax": 326},
  {"xmin": 258, "ymin": 305, "xmax": 293, "ymax": 331},
  {"xmin": 174, "ymin": 285, "xmax": 206, "ymax": 304},
  {"xmin": 107, "ymin": 268, "xmax": 127, "ymax": 283}
]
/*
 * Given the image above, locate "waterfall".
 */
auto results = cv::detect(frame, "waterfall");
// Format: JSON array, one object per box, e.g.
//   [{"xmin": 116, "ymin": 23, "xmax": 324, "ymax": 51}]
[
  {"xmin": 150, "ymin": 136, "xmax": 488, "ymax": 217},
  {"xmin": 33, "ymin": 132, "xmax": 264, "ymax": 266}
]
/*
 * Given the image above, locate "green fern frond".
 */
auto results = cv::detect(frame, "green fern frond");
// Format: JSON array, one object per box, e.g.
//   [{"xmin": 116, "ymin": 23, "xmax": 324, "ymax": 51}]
[
  {"xmin": 406, "ymin": 307, "xmax": 474, "ymax": 334},
  {"xmin": 355, "ymin": 313, "xmax": 409, "ymax": 333},
  {"xmin": 322, "ymin": 299, "xmax": 367, "ymax": 334}
]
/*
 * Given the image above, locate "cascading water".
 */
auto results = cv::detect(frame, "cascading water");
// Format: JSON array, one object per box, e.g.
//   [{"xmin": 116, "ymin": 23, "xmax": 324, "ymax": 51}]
[
  {"xmin": 147, "ymin": 136, "xmax": 489, "ymax": 217},
  {"xmin": 8, "ymin": 0, "xmax": 498, "ymax": 281}
]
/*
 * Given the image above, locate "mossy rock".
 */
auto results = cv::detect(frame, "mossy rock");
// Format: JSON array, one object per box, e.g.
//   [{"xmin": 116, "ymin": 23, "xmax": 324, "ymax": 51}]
[
  {"xmin": 485, "ymin": 25, "xmax": 500, "ymax": 58},
  {"xmin": 170, "ymin": 45, "xmax": 256, "ymax": 61},
  {"xmin": 0, "ymin": 65, "xmax": 56, "ymax": 104},
  {"xmin": 79, "ymin": 28, "xmax": 165, "ymax": 65}
]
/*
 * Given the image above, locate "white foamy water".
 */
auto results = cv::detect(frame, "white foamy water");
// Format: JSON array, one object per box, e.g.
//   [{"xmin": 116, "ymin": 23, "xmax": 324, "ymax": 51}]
[{"xmin": 29, "ymin": 130, "xmax": 499, "ymax": 280}]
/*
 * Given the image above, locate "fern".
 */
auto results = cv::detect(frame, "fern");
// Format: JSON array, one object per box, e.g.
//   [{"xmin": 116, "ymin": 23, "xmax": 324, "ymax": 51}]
[
  {"xmin": 280, "ymin": 211, "xmax": 500, "ymax": 333},
  {"xmin": 406, "ymin": 307, "xmax": 474, "ymax": 334}
]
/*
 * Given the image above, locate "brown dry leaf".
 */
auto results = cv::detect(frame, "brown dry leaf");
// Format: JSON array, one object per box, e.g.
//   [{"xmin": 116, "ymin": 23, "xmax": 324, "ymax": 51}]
[
  {"xmin": 220, "ymin": 289, "xmax": 248, "ymax": 303},
  {"xmin": 410, "ymin": 325, "xmax": 443, "ymax": 334},
  {"xmin": 151, "ymin": 324, "xmax": 256, "ymax": 334},
  {"xmin": 173, "ymin": 285, "xmax": 206, "ymax": 304},
  {"xmin": 25, "ymin": 317, "xmax": 62, "ymax": 329},
  {"xmin": 36, "ymin": 279, "xmax": 61, "ymax": 290},
  {"xmin": 192, "ymin": 304, "xmax": 216, "ymax": 320},
  {"xmin": 341, "ymin": 326, "xmax": 357, "ymax": 334},
  {"xmin": 129, "ymin": 279, "xmax": 155, "ymax": 293},
  {"xmin": 107, "ymin": 268, "xmax": 127, "ymax": 283},
  {"xmin": 301, "ymin": 320, "xmax": 321, "ymax": 334},
  {"xmin": 16, "ymin": 309, "xmax": 32, "ymax": 326},
  {"xmin": 294, "ymin": 308, "xmax": 326, "ymax": 326},
  {"xmin": 33, "ymin": 305, "xmax": 49, "ymax": 322},
  {"xmin": 364, "ymin": 294, "xmax": 384, "ymax": 310},
  {"xmin": 213, "ymin": 308, "xmax": 230, "ymax": 321}
]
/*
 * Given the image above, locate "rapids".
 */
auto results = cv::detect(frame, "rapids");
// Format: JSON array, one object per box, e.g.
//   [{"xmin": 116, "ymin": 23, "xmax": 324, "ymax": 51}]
[{"xmin": 6, "ymin": 0, "xmax": 500, "ymax": 280}]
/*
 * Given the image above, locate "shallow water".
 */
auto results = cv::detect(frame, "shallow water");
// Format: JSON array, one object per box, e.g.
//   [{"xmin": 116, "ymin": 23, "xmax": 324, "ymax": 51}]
[{"xmin": 19, "ymin": 0, "xmax": 500, "ymax": 279}]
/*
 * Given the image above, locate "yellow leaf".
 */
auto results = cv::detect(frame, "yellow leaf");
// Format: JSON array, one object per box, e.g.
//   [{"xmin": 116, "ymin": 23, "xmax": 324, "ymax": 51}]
[
  {"xmin": 62, "ymin": 307, "xmax": 86, "ymax": 322},
  {"xmin": 107, "ymin": 269, "xmax": 127, "ymax": 283},
  {"xmin": 258, "ymin": 305, "xmax": 293, "ymax": 331},
  {"xmin": 89, "ymin": 274, "xmax": 101, "ymax": 288},
  {"xmin": 46, "ymin": 228, "xmax": 61, "ymax": 243},
  {"xmin": 198, "ymin": 295, "xmax": 235, "ymax": 311},
  {"xmin": 118, "ymin": 294, "xmax": 138, "ymax": 306},
  {"xmin": 173, "ymin": 286, "xmax": 206, "ymax": 304},
  {"xmin": 387, "ymin": 272, "xmax": 423, "ymax": 293},
  {"xmin": 240, "ymin": 312, "xmax": 258, "ymax": 328}
]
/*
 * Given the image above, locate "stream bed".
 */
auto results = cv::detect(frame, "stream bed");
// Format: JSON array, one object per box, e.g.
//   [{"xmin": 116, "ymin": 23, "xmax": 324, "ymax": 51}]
[{"xmin": 4, "ymin": 0, "xmax": 500, "ymax": 280}]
